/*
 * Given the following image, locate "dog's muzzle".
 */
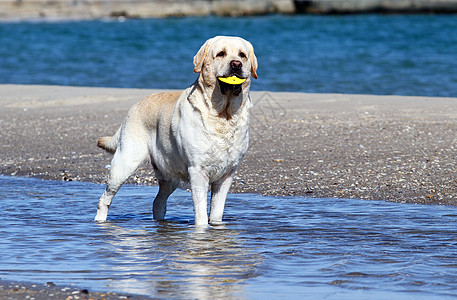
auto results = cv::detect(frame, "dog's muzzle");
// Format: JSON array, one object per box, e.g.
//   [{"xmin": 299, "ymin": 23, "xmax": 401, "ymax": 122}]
[
  {"xmin": 218, "ymin": 60, "xmax": 245, "ymax": 95},
  {"xmin": 218, "ymin": 79, "xmax": 243, "ymax": 95}
]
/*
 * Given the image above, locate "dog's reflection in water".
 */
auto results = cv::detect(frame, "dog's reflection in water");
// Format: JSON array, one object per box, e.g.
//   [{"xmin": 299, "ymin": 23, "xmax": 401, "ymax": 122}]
[{"xmin": 96, "ymin": 221, "xmax": 261, "ymax": 299}]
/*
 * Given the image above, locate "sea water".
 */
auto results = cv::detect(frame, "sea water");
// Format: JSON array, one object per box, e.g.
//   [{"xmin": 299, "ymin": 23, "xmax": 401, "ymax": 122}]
[
  {"xmin": 1, "ymin": 176, "xmax": 457, "ymax": 299},
  {"xmin": 0, "ymin": 14, "xmax": 457, "ymax": 97}
]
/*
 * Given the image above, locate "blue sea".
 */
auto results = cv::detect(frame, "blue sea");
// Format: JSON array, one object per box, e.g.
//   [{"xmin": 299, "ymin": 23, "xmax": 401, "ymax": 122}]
[{"xmin": 1, "ymin": 14, "xmax": 456, "ymax": 97}]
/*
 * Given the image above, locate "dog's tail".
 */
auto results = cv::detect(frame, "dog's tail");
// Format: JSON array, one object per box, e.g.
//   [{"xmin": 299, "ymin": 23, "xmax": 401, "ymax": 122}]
[{"xmin": 97, "ymin": 127, "xmax": 121, "ymax": 154}]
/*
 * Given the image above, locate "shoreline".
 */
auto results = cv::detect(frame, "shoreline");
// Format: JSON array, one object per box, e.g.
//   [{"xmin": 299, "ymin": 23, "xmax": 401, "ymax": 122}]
[
  {"xmin": 0, "ymin": 279, "xmax": 152, "ymax": 300},
  {"xmin": 1, "ymin": 84, "xmax": 457, "ymax": 206},
  {"xmin": 1, "ymin": 0, "xmax": 457, "ymax": 20}
]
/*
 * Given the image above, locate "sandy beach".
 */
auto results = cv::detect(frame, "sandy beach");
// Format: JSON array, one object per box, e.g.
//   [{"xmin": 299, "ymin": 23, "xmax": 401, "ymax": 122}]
[{"xmin": 2, "ymin": 84, "xmax": 457, "ymax": 206}]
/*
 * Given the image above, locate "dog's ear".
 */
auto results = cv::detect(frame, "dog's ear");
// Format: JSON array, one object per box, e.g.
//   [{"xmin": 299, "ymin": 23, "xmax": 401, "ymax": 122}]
[
  {"xmin": 193, "ymin": 38, "xmax": 213, "ymax": 73},
  {"xmin": 249, "ymin": 43, "xmax": 258, "ymax": 79}
]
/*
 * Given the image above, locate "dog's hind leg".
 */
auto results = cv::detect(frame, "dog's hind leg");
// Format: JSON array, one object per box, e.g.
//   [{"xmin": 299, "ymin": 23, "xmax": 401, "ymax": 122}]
[
  {"xmin": 95, "ymin": 137, "xmax": 148, "ymax": 222},
  {"xmin": 153, "ymin": 179, "xmax": 179, "ymax": 221}
]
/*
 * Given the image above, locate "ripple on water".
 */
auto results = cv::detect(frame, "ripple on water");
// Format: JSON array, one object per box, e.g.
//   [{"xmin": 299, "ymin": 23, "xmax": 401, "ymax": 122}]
[{"xmin": 1, "ymin": 176, "xmax": 457, "ymax": 299}]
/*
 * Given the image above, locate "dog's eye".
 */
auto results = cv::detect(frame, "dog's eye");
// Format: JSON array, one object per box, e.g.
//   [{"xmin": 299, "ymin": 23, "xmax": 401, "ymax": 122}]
[
  {"xmin": 239, "ymin": 52, "xmax": 247, "ymax": 59},
  {"xmin": 216, "ymin": 51, "xmax": 226, "ymax": 58}
]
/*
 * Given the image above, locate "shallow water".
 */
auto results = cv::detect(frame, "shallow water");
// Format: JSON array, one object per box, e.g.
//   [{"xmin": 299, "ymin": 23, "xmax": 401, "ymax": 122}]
[{"xmin": 1, "ymin": 176, "xmax": 457, "ymax": 299}]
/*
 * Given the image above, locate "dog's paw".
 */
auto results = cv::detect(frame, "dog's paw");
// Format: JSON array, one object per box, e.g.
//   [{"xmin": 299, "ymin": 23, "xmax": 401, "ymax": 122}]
[
  {"xmin": 94, "ymin": 211, "xmax": 108, "ymax": 222},
  {"xmin": 209, "ymin": 220, "xmax": 227, "ymax": 226}
]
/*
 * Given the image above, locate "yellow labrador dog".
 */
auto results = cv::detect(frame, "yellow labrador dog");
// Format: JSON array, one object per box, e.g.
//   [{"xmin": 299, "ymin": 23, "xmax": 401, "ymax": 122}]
[{"xmin": 95, "ymin": 36, "xmax": 258, "ymax": 226}]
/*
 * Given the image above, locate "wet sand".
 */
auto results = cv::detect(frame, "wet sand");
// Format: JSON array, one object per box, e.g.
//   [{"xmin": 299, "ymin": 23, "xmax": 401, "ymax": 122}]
[
  {"xmin": 0, "ymin": 280, "xmax": 151, "ymax": 300},
  {"xmin": 1, "ymin": 84, "xmax": 457, "ymax": 298},
  {"xmin": 2, "ymin": 84, "xmax": 457, "ymax": 206}
]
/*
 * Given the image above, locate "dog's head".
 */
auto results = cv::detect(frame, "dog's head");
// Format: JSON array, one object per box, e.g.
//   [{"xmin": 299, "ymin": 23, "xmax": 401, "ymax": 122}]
[{"xmin": 193, "ymin": 36, "xmax": 258, "ymax": 96}]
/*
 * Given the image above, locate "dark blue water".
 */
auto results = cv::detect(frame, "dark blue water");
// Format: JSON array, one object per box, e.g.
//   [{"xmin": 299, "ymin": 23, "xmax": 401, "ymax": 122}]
[
  {"xmin": 1, "ymin": 15, "xmax": 457, "ymax": 97},
  {"xmin": 2, "ymin": 176, "xmax": 457, "ymax": 299}
]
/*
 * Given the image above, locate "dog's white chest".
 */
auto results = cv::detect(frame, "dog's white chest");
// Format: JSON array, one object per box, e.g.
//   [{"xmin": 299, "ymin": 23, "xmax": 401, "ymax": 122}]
[
  {"xmin": 204, "ymin": 120, "xmax": 249, "ymax": 177},
  {"xmin": 177, "ymin": 103, "xmax": 249, "ymax": 181}
]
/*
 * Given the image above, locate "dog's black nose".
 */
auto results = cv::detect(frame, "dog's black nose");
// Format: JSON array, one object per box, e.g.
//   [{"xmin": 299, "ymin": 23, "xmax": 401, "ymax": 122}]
[{"xmin": 230, "ymin": 60, "xmax": 242, "ymax": 70}]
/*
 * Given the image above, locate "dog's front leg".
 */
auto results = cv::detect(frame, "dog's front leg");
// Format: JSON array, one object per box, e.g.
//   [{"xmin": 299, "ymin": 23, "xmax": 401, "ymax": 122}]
[
  {"xmin": 189, "ymin": 166, "xmax": 209, "ymax": 226},
  {"xmin": 209, "ymin": 171, "xmax": 234, "ymax": 225}
]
